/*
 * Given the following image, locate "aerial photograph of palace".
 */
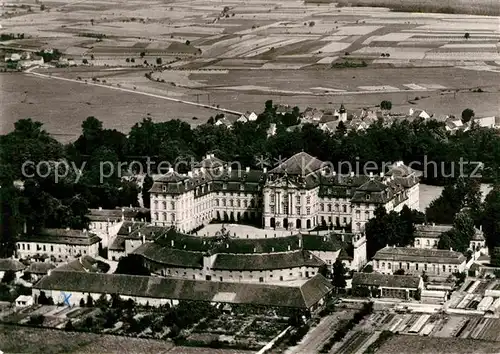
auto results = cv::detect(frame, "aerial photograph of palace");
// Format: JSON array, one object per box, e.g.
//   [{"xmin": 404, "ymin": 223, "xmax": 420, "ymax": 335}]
[{"xmin": 1, "ymin": 0, "xmax": 500, "ymax": 352}]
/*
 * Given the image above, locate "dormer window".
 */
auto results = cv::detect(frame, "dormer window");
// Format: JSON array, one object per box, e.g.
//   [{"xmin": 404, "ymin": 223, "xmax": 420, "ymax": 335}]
[
  {"xmin": 366, "ymin": 194, "xmax": 370, "ymax": 201},
  {"xmin": 223, "ymin": 183, "xmax": 227, "ymax": 190},
  {"xmin": 240, "ymin": 184, "xmax": 244, "ymax": 191},
  {"xmin": 162, "ymin": 185, "xmax": 167, "ymax": 192}
]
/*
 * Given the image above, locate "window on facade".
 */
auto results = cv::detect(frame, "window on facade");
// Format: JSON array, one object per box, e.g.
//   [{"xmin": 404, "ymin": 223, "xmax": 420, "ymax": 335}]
[
  {"xmin": 244, "ymin": 200, "xmax": 248, "ymax": 207},
  {"xmin": 416, "ymin": 239, "xmax": 420, "ymax": 245},
  {"xmin": 215, "ymin": 199, "xmax": 219, "ymax": 206},
  {"xmin": 296, "ymin": 206, "xmax": 300, "ymax": 215},
  {"xmin": 343, "ymin": 217, "xmax": 347, "ymax": 223},
  {"xmin": 162, "ymin": 201, "xmax": 166, "ymax": 209},
  {"xmin": 270, "ymin": 205, "xmax": 275, "ymax": 214},
  {"xmin": 222, "ymin": 199, "xmax": 226, "ymax": 206},
  {"xmin": 399, "ymin": 262, "xmax": 402, "ymax": 269},
  {"xmin": 162, "ymin": 186, "xmax": 167, "ymax": 192},
  {"xmin": 271, "ymin": 194, "xmax": 275, "ymax": 203},
  {"xmin": 388, "ymin": 263, "xmax": 391, "ymax": 269},
  {"xmin": 366, "ymin": 194, "xmax": 370, "ymax": 201},
  {"xmin": 356, "ymin": 211, "xmax": 360, "ymax": 219},
  {"xmin": 443, "ymin": 265, "xmax": 446, "ymax": 272},
  {"xmin": 426, "ymin": 240, "xmax": 430, "ymax": 245},
  {"xmin": 328, "ymin": 204, "xmax": 332, "ymax": 212},
  {"xmin": 306, "ymin": 196, "xmax": 311, "ymax": 204},
  {"xmin": 320, "ymin": 203, "xmax": 324, "ymax": 212},
  {"xmin": 27, "ymin": 244, "xmax": 30, "ymax": 250},
  {"xmin": 343, "ymin": 205, "xmax": 347, "ymax": 213},
  {"xmin": 406, "ymin": 263, "xmax": 410, "ymax": 269},
  {"xmin": 50, "ymin": 246, "xmax": 54, "ymax": 252},
  {"xmin": 237, "ymin": 200, "xmax": 241, "ymax": 207},
  {"xmin": 43, "ymin": 245, "xmax": 46, "ymax": 251},
  {"xmin": 424, "ymin": 264, "xmax": 428, "ymax": 271},
  {"xmin": 306, "ymin": 207, "xmax": 311, "ymax": 215},
  {"xmin": 382, "ymin": 262, "xmax": 385, "ymax": 268},
  {"xmin": 229, "ymin": 199, "xmax": 233, "ymax": 207},
  {"xmin": 171, "ymin": 213, "xmax": 175, "ymax": 221}
]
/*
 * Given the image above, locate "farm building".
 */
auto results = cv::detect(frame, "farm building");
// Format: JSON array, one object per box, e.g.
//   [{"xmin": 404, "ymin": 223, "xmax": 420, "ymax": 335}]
[
  {"xmin": 351, "ymin": 272, "xmax": 423, "ymax": 300},
  {"xmin": 16, "ymin": 228, "xmax": 101, "ymax": 262},
  {"xmin": 15, "ymin": 295, "xmax": 33, "ymax": 307},
  {"xmin": 372, "ymin": 246, "xmax": 466, "ymax": 276},
  {"xmin": 33, "ymin": 271, "xmax": 333, "ymax": 312},
  {"xmin": 24, "ymin": 262, "xmax": 56, "ymax": 281},
  {"xmin": 0, "ymin": 258, "xmax": 26, "ymax": 280}
]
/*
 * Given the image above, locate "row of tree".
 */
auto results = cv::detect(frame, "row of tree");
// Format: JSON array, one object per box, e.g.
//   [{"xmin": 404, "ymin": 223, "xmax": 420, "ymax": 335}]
[{"xmin": 2, "ymin": 100, "xmax": 500, "ymax": 256}]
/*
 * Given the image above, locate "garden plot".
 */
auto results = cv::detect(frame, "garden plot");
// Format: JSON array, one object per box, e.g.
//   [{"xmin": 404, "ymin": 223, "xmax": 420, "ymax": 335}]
[
  {"xmin": 317, "ymin": 41, "xmax": 351, "ymax": 53},
  {"xmin": 261, "ymin": 62, "xmax": 308, "ymax": 69},
  {"xmin": 218, "ymin": 37, "xmax": 285, "ymax": 58},
  {"xmin": 441, "ymin": 43, "xmax": 498, "ymax": 49},
  {"xmin": 353, "ymin": 47, "xmax": 430, "ymax": 59},
  {"xmin": 311, "ymin": 86, "xmax": 346, "ymax": 92},
  {"xmin": 365, "ymin": 32, "xmax": 415, "ymax": 44}
]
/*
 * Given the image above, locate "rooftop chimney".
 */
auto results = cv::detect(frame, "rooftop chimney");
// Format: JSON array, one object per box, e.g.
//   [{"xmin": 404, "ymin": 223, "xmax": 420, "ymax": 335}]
[
  {"xmin": 253, "ymin": 247, "xmax": 257, "ymax": 253},
  {"xmin": 142, "ymin": 234, "xmax": 146, "ymax": 244},
  {"xmin": 288, "ymin": 245, "xmax": 291, "ymax": 251},
  {"xmin": 171, "ymin": 240, "xmax": 174, "ymax": 247},
  {"xmin": 226, "ymin": 243, "xmax": 229, "ymax": 248},
  {"xmin": 246, "ymin": 166, "xmax": 250, "ymax": 172},
  {"xmin": 128, "ymin": 226, "xmax": 132, "ymax": 233}
]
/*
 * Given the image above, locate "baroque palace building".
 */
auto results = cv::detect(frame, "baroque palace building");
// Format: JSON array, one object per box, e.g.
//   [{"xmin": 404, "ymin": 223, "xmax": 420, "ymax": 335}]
[{"xmin": 149, "ymin": 152, "xmax": 419, "ymax": 233}]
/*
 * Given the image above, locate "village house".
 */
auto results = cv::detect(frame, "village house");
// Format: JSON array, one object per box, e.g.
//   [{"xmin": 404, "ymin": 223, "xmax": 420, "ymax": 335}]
[
  {"xmin": 15, "ymin": 295, "xmax": 34, "ymax": 308},
  {"xmin": 372, "ymin": 246, "xmax": 467, "ymax": 276},
  {"xmin": 352, "ymin": 272, "xmax": 423, "ymax": 300},
  {"xmin": 236, "ymin": 111, "xmax": 258, "ymax": 123},
  {"xmin": 24, "ymin": 262, "xmax": 56, "ymax": 282},
  {"xmin": 33, "ymin": 271, "xmax": 333, "ymax": 313},
  {"xmin": 0, "ymin": 258, "xmax": 26, "ymax": 280},
  {"xmin": 16, "ymin": 228, "xmax": 101, "ymax": 262}
]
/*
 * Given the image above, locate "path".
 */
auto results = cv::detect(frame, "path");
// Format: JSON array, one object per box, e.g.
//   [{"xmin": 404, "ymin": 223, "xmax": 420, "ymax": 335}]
[
  {"xmin": 286, "ymin": 311, "xmax": 353, "ymax": 354},
  {"xmin": 24, "ymin": 66, "xmax": 242, "ymax": 116}
]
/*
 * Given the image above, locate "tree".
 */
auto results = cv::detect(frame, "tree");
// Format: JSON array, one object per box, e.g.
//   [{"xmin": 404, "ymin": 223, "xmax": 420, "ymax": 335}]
[
  {"xmin": 394, "ymin": 269, "xmax": 405, "ymax": 275},
  {"xmin": 185, "ymin": 40, "xmax": 190, "ymax": 45},
  {"xmin": 65, "ymin": 320, "xmax": 74, "ymax": 331},
  {"xmin": 380, "ymin": 100, "xmax": 392, "ymax": 111},
  {"xmin": 86, "ymin": 294, "xmax": 94, "ymax": 307},
  {"xmin": 40, "ymin": 4, "xmax": 45, "ymax": 10},
  {"xmin": 79, "ymin": 298, "xmax": 85, "ymax": 307},
  {"xmin": 38, "ymin": 291, "xmax": 50, "ymax": 305},
  {"xmin": 491, "ymin": 247, "xmax": 500, "ymax": 267},
  {"xmin": 461, "ymin": 108, "xmax": 475, "ymax": 124},
  {"xmin": 82, "ymin": 58, "xmax": 88, "ymax": 64},
  {"xmin": 332, "ymin": 259, "xmax": 346, "ymax": 292},
  {"xmin": 464, "ymin": 32, "xmax": 470, "ymax": 40},
  {"xmin": 363, "ymin": 264, "xmax": 373, "ymax": 273},
  {"xmin": 140, "ymin": 51, "xmax": 145, "ymax": 58},
  {"xmin": 156, "ymin": 57, "xmax": 162, "ymax": 65},
  {"xmin": 335, "ymin": 121, "xmax": 347, "ymax": 136},
  {"xmin": 482, "ymin": 187, "xmax": 500, "ymax": 251},
  {"xmin": 142, "ymin": 175, "xmax": 153, "ymax": 208},
  {"xmin": 1, "ymin": 269, "xmax": 16, "ymax": 283}
]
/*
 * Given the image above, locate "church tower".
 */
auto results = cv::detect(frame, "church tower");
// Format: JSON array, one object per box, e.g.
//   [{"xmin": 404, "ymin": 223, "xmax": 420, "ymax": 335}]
[{"xmin": 339, "ymin": 103, "xmax": 347, "ymax": 122}]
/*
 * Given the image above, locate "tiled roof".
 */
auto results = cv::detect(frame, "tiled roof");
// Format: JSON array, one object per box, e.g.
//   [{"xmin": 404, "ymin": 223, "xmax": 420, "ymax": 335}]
[
  {"xmin": 54, "ymin": 256, "xmax": 104, "ymax": 273},
  {"xmin": 34, "ymin": 271, "xmax": 332, "ymax": 309},
  {"xmin": 374, "ymin": 246, "xmax": 466, "ymax": 264},
  {"xmin": 0, "ymin": 258, "xmax": 26, "ymax": 272},
  {"xmin": 212, "ymin": 250, "xmax": 324, "ymax": 271},
  {"xmin": 269, "ymin": 152, "xmax": 324, "ymax": 175},
  {"xmin": 127, "ymin": 225, "xmax": 168, "ymax": 240},
  {"xmin": 415, "ymin": 224, "xmax": 453, "ymax": 239},
  {"xmin": 302, "ymin": 233, "xmax": 352, "ymax": 252},
  {"xmin": 88, "ymin": 208, "xmax": 148, "ymax": 222},
  {"xmin": 352, "ymin": 272, "xmax": 421, "ymax": 289},
  {"xmin": 109, "ymin": 236, "xmax": 125, "ymax": 251},
  {"xmin": 117, "ymin": 221, "xmax": 146, "ymax": 236},
  {"xmin": 132, "ymin": 242, "xmax": 203, "ymax": 269},
  {"xmin": 17, "ymin": 229, "xmax": 101, "ymax": 246},
  {"xmin": 26, "ymin": 262, "xmax": 56, "ymax": 274}
]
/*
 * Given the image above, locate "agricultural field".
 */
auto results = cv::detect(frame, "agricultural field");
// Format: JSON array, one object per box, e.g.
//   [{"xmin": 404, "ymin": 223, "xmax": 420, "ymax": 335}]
[{"xmin": 1, "ymin": 0, "xmax": 499, "ymax": 137}]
